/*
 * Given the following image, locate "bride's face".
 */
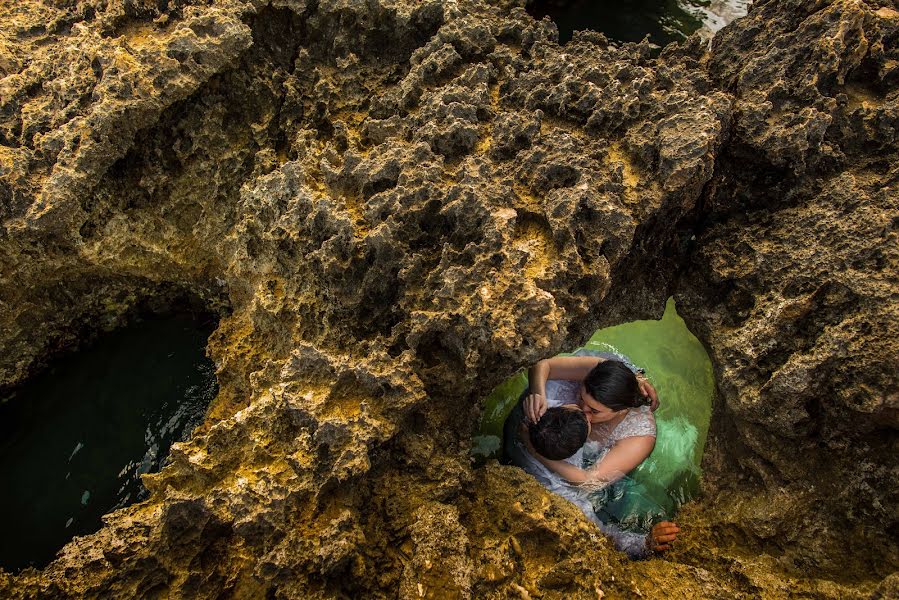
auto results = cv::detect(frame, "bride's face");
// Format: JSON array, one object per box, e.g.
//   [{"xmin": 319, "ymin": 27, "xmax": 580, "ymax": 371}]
[{"xmin": 578, "ymin": 383, "xmax": 623, "ymax": 424}]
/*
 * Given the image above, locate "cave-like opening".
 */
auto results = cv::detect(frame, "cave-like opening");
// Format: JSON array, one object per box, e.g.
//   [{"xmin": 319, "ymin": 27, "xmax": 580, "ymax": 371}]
[
  {"xmin": 473, "ymin": 298, "xmax": 713, "ymax": 532},
  {"xmin": 526, "ymin": 0, "xmax": 748, "ymax": 45},
  {"xmin": 0, "ymin": 310, "xmax": 219, "ymax": 572}
]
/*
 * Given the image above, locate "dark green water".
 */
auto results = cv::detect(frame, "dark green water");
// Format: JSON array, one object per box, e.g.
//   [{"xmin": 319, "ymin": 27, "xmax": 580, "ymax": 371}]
[
  {"xmin": 474, "ymin": 298, "xmax": 714, "ymax": 525},
  {"xmin": 528, "ymin": 0, "xmax": 748, "ymax": 45},
  {"xmin": 0, "ymin": 316, "xmax": 218, "ymax": 572}
]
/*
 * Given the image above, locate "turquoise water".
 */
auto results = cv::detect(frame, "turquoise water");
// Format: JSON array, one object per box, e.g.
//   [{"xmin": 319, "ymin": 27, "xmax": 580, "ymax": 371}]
[
  {"xmin": 473, "ymin": 298, "xmax": 714, "ymax": 527},
  {"xmin": 0, "ymin": 316, "xmax": 218, "ymax": 572}
]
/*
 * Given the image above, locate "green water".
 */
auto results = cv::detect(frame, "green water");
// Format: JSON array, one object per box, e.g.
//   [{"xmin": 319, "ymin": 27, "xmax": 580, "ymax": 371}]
[
  {"xmin": 0, "ymin": 315, "xmax": 218, "ymax": 572},
  {"xmin": 473, "ymin": 298, "xmax": 714, "ymax": 525}
]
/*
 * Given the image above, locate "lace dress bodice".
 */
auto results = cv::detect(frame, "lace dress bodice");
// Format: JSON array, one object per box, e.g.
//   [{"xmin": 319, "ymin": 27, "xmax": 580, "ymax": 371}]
[
  {"xmin": 542, "ymin": 379, "xmax": 656, "ymax": 465},
  {"xmin": 583, "ymin": 405, "xmax": 656, "ymax": 467}
]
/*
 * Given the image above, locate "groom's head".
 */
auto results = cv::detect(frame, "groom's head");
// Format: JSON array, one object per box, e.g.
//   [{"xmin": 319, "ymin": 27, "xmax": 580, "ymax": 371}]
[{"xmin": 529, "ymin": 406, "xmax": 590, "ymax": 460}]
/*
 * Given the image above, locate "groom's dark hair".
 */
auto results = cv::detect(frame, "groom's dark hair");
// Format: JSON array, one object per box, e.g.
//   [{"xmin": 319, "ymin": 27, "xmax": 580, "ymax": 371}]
[{"xmin": 529, "ymin": 407, "xmax": 589, "ymax": 460}]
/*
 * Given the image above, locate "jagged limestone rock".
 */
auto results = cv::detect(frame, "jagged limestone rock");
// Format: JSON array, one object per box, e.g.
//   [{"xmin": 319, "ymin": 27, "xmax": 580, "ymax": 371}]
[
  {"xmin": 0, "ymin": 0, "xmax": 895, "ymax": 597},
  {"xmin": 675, "ymin": 0, "xmax": 899, "ymax": 582}
]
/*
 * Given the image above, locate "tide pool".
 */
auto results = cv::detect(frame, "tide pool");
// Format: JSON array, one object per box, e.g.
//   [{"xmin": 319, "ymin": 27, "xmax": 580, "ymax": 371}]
[
  {"xmin": 0, "ymin": 315, "xmax": 218, "ymax": 572},
  {"xmin": 527, "ymin": 0, "xmax": 749, "ymax": 46},
  {"xmin": 473, "ymin": 298, "xmax": 714, "ymax": 527}
]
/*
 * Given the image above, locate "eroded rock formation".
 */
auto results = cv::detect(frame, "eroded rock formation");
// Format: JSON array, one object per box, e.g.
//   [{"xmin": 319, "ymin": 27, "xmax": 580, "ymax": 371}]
[
  {"xmin": 676, "ymin": 0, "xmax": 899, "ymax": 583},
  {"xmin": 0, "ymin": 0, "xmax": 895, "ymax": 597}
]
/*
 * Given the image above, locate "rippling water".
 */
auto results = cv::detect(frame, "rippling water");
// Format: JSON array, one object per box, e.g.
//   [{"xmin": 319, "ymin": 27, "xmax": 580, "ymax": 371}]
[
  {"xmin": 473, "ymin": 298, "xmax": 714, "ymax": 526},
  {"xmin": 0, "ymin": 316, "xmax": 218, "ymax": 572},
  {"xmin": 528, "ymin": 0, "xmax": 750, "ymax": 45}
]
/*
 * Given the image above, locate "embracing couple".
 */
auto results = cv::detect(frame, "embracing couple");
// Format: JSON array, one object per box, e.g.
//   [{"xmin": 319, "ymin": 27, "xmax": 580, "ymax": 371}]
[{"xmin": 503, "ymin": 350, "xmax": 680, "ymax": 559}]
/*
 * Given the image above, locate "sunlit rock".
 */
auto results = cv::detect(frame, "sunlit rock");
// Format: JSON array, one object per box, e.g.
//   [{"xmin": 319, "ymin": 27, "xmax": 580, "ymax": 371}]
[{"xmin": 0, "ymin": 0, "xmax": 895, "ymax": 597}]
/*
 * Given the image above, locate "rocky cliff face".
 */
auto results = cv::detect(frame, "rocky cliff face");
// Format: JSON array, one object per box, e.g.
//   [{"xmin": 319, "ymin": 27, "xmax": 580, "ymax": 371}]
[
  {"xmin": 0, "ymin": 0, "xmax": 895, "ymax": 598},
  {"xmin": 676, "ymin": 0, "xmax": 898, "ymax": 584}
]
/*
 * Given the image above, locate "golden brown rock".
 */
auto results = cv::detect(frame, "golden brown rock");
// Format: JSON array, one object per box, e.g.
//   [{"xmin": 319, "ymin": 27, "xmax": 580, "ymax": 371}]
[{"xmin": 0, "ymin": 0, "xmax": 895, "ymax": 597}]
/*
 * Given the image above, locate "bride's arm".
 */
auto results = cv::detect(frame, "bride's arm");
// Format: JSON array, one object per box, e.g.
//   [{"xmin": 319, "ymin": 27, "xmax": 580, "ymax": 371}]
[
  {"xmin": 532, "ymin": 356, "xmax": 606, "ymax": 383},
  {"xmin": 524, "ymin": 356, "xmax": 606, "ymax": 423},
  {"xmin": 582, "ymin": 436, "xmax": 655, "ymax": 484},
  {"xmin": 525, "ymin": 432, "xmax": 655, "ymax": 486},
  {"xmin": 531, "ymin": 455, "xmax": 593, "ymax": 484}
]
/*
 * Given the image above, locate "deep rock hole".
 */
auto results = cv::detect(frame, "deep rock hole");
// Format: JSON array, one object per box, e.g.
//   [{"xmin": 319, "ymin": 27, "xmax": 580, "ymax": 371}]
[
  {"xmin": 473, "ymin": 298, "xmax": 715, "ymax": 531},
  {"xmin": 527, "ymin": 0, "xmax": 728, "ymax": 46},
  {"xmin": 0, "ymin": 305, "xmax": 220, "ymax": 572}
]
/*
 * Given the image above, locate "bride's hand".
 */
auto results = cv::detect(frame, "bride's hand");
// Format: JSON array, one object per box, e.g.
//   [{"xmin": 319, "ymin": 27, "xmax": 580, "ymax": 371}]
[{"xmin": 524, "ymin": 392, "xmax": 547, "ymax": 423}]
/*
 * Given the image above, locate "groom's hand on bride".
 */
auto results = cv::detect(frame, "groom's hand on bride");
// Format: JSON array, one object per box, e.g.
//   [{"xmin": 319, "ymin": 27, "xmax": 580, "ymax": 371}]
[
  {"xmin": 524, "ymin": 393, "xmax": 547, "ymax": 423},
  {"xmin": 637, "ymin": 377, "xmax": 660, "ymax": 412}
]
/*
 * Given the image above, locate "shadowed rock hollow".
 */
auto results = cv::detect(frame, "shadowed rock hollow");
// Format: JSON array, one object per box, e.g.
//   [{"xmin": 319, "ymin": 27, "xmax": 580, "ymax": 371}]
[{"xmin": 0, "ymin": 0, "xmax": 896, "ymax": 598}]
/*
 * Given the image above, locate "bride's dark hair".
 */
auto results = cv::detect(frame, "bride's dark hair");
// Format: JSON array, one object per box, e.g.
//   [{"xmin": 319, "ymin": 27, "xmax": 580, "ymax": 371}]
[{"xmin": 583, "ymin": 360, "xmax": 648, "ymax": 410}]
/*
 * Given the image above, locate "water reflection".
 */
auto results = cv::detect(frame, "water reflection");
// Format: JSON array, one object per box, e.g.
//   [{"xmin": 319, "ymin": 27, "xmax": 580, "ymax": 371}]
[
  {"xmin": 0, "ymin": 315, "xmax": 218, "ymax": 572},
  {"xmin": 528, "ymin": 0, "xmax": 749, "ymax": 45}
]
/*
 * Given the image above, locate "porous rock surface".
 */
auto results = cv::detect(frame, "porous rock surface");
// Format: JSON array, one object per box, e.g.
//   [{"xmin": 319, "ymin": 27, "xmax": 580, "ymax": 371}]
[
  {"xmin": 675, "ymin": 0, "xmax": 899, "ymax": 585},
  {"xmin": 0, "ymin": 0, "xmax": 895, "ymax": 597}
]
